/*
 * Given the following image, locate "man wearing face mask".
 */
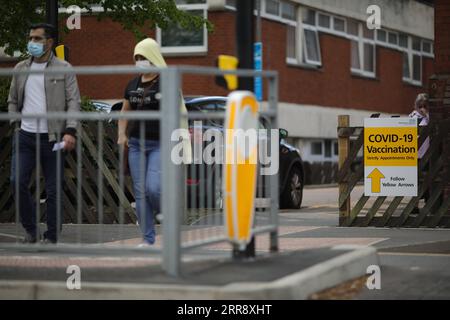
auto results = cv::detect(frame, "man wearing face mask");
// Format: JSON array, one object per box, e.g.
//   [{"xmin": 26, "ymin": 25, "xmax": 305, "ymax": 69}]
[{"xmin": 8, "ymin": 23, "xmax": 81, "ymax": 244}]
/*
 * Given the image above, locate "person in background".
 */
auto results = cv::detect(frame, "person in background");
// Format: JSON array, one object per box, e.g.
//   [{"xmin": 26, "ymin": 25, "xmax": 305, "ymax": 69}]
[
  {"xmin": 409, "ymin": 93, "xmax": 430, "ymax": 211},
  {"xmin": 8, "ymin": 23, "xmax": 80, "ymax": 244},
  {"xmin": 409, "ymin": 93, "xmax": 429, "ymax": 159},
  {"xmin": 117, "ymin": 38, "xmax": 191, "ymax": 246}
]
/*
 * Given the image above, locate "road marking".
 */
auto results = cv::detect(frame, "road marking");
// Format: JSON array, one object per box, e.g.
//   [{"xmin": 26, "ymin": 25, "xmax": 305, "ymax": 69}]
[
  {"xmin": 204, "ymin": 236, "xmax": 386, "ymax": 252},
  {"xmin": 0, "ymin": 232, "xmax": 23, "ymax": 240},
  {"xmin": 0, "ymin": 255, "xmax": 161, "ymax": 268},
  {"xmin": 379, "ymin": 252, "xmax": 450, "ymax": 257}
]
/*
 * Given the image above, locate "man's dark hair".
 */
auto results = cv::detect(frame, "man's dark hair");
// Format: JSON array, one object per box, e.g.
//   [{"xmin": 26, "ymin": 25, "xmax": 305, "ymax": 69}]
[{"xmin": 30, "ymin": 23, "xmax": 56, "ymax": 39}]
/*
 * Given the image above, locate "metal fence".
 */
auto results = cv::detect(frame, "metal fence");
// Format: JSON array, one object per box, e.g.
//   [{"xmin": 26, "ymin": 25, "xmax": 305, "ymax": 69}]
[{"xmin": 0, "ymin": 65, "xmax": 279, "ymax": 276}]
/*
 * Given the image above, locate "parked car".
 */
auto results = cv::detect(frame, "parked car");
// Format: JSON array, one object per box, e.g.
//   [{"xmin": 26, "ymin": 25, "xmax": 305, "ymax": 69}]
[
  {"xmin": 185, "ymin": 96, "xmax": 305, "ymax": 209},
  {"xmin": 92, "ymin": 100, "xmax": 123, "ymax": 122},
  {"xmin": 106, "ymin": 96, "xmax": 305, "ymax": 209}
]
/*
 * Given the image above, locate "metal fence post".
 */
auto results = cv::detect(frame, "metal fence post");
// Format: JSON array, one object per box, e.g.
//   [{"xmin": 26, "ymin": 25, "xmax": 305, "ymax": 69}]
[
  {"xmin": 268, "ymin": 75, "xmax": 279, "ymax": 252},
  {"xmin": 161, "ymin": 67, "xmax": 183, "ymax": 277},
  {"xmin": 338, "ymin": 115, "xmax": 351, "ymax": 225}
]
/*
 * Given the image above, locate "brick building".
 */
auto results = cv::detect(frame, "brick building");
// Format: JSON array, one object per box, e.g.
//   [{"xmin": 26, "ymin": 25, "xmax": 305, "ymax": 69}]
[
  {"xmin": 428, "ymin": 0, "xmax": 450, "ymax": 206},
  {"xmin": 0, "ymin": 0, "xmax": 436, "ymax": 183}
]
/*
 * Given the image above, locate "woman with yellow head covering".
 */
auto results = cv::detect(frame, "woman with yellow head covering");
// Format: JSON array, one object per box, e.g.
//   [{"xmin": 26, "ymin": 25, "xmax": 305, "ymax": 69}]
[{"xmin": 117, "ymin": 38, "xmax": 190, "ymax": 246}]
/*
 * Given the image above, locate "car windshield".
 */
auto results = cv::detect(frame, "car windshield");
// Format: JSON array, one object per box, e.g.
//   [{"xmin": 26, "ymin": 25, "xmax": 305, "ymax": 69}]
[
  {"xmin": 186, "ymin": 100, "xmax": 226, "ymax": 127},
  {"xmin": 186, "ymin": 98, "xmax": 269, "ymax": 129}
]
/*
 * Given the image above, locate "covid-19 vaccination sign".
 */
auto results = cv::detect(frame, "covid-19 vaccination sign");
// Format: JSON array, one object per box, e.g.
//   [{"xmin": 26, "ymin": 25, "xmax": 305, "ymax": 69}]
[{"xmin": 364, "ymin": 118, "xmax": 418, "ymax": 197}]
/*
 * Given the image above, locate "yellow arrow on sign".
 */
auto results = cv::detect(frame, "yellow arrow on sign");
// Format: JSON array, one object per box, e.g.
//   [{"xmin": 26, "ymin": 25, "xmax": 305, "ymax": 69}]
[{"xmin": 367, "ymin": 168, "xmax": 385, "ymax": 193}]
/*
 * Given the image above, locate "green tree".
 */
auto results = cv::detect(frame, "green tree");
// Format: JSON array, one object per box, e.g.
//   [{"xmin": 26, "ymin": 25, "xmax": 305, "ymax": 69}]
[
  {"xmin": 0, "ymin": 0, "xmax": 212, "ymax": 56},
  {"xmin": 0, "ymin": 77, "xmax": 11, "ymax": 112}
]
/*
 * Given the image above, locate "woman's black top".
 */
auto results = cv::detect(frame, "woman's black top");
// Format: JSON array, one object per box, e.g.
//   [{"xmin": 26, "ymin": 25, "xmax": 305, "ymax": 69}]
[{"xmin": 124, "ymin": 75, "xmax": 160, "ymax": 141}]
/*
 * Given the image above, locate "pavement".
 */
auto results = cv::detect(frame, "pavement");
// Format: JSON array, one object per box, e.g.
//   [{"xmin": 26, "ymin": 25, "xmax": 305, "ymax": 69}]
[{"xmin": 0, "ymin": 185, "xmax": 449, "ymax": 299}]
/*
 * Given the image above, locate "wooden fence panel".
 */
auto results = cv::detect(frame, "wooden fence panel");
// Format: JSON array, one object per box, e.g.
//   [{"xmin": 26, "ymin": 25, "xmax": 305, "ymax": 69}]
[{"xmin": 0, "ymin": 121, "xmax": 137, "ymax": 224}]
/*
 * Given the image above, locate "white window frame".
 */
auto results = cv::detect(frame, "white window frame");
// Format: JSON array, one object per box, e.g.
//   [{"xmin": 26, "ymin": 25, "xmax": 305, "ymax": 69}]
[
  {"xmin": 261, "ymin": 1, "xmax": 433, "ymax": 77},
  {"xmin": 317, "ymin": 12, "xmax": 331, "ymax": 30},
  {"xmin": 286, "ymin": 6, "xmax": 322, "ymax": 67},
  {"xmin": 332, "ymin": 16, "xmax": 346, "ymax": 34},
  {"xmin": 286, "ymin": 18, "xmax": 299, "ymax": 65},
  {"xmin": 306, "ymin": 139, "xmax": 339, "ymax": 162},
  {"xmin": 348, "ymin": 22, "xmax": 376, "ymax": 78},
  {"xmin": 302, "ymin": 22, "xmax": 322, "ymax": 66},
  {"xmin": 309, "ymin": 140, "xmax": 324, "ymax": 161},
  {"xmin": 262, "ymin": 0, "xmax": 282, "ymax": 20},
  {"xmin": 401, "ymin": 35, "xmax": 422, "ymax": 86},
  {"xmin": 156, "ymin": 3, "xmax": 208, "ymax": 56},
  {"xmin": 261, "ymin": 0, "xmax": 296, "ymax": 24},
  {"xmin": 280, "ymin": 1, "xmax": 296, "ymax": 21},
  {"xmin": 315, "ymin": 12, "xmax": 347, "ymax": 37},
  {"xmin": 421, "ymin": 39, "xmax": 434, "ymax": 58},
  {"xmin": 224, "ymin": 0, "xmax": 236, "ymax": 10},
  {"xmin": 376, "ymin": 29, "xmax": 387, "ymax": 43},
  {"xmin": 387, "ymin": 31, "xmax": 399, "ymax": 48},
  {"xmin": 289, "ymin": 7, "xmax": 321, "ymax": 67}
]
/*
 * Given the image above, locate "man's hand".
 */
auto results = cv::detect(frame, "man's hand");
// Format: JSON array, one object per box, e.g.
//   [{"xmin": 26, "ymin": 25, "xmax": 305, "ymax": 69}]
[{"xmin": 63, "ymin": 134, "xmax": 76, "ymax": 151}]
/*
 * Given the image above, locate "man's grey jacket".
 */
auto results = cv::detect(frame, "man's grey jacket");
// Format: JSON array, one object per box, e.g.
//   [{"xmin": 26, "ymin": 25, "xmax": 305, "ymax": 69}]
[{"xmin": 7, "ymin": 53, "xmax": 81, "ymax": 141}]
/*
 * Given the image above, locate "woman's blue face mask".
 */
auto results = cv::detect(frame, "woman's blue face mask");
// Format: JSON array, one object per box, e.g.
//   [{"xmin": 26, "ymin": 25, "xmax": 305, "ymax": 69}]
[{"xmin": 27, "ymin": 41, "xmax": 45, "ymax": 58}]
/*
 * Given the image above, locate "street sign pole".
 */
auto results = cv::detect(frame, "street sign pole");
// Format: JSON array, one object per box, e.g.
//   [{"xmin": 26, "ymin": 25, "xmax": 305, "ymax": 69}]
[
  {"xmin": 46, "ymin": 0, "xmax": 59, "ymax": 44},
  {"xmin": 234, "ymin": 0, "xmax": 256, "ymax": 260}
]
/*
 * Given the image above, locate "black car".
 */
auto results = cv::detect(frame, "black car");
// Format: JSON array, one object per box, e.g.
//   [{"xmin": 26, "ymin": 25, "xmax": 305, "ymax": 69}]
[{"xmin": 185, "ymin": 96, "xmax": 304, "ymax": 209}]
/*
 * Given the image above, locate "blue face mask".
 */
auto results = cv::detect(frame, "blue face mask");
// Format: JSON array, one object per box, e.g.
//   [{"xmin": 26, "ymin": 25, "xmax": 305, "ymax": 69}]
[{"xmin": 27, "ymin": 41, "xmax": 45, "ymax": 58}]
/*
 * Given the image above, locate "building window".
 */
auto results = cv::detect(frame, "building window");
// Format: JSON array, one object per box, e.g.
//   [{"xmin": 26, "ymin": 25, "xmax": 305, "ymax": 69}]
[
  {"xmin": 388, "ymin": 32, "xmax": 398, "ymax": 46},
  {"xmin": 351, "ymin": 40, "xmax": 360, "ymax": 69},
  {"xmin": 300, "ymin": 8, "xmax": 322, "ymax": 66},
  {"xmin": 286, "ymin": 24, "xmax": 297, "ymax": 61},
  {"xmin": 262, "ymin": 0, "xmax": 296, "ymax": 22},
  {"xmin": 265, "ymin": 0, "xmax": 280, "ymax": 16},
  {"xmin": 285, "ymin": 6, "xmax": 321, "ymax": 67},
  {"xmin": 412, "ymin": 37, "xmax": 422, "ymax": 51},
  {"xmin": 377, "ymin": 29, "xmax": 386, "ymax": 42},
  {"xmin": 303, "ymin": 29, "xmax": 321, "ymax": 64},
  {"xmin": 399, "ymin": 33, "xmax": 408, "ymax": 48},
  {"xmin": 157, "ymin": 1, "xmax": 207, "ymax": 55},
  {"xmin": 324, "ymin": 140, "xmax": 332, "ymax": 158},
  {"xmin": 318, "ymin": 13, "xmax": 331, "ymax": 29},
  {"xmin": 225, "ymin": 0, "xmax": 236, "ymax": 8},
  {"xmin": 402, "ymin": 35, "xmax": 422, "ymax": 86},
  {"xmin": 348, "ymin": 19, "xmax": 376, "ymax": 78},
  {"xmin": 347, "ymin": 19, "xmax": 358, "ymax": 36},
  {"xmin": 311, "ymin": 141, "xmax": 323, "ymax": 155},
  {"xmin": 422, "ymin": 40, "xmax": 433, "ymax": 56},
  {"xmin": 302, "ymin": 7, "xmax": 316, "ymax": 25},
  {"xmin": 333, "ymin": 17, "xmax": 346, "ymax": 33},
  {"xmin": 281, "ymin": 1, "xmax": 296, "ymax": 21}
]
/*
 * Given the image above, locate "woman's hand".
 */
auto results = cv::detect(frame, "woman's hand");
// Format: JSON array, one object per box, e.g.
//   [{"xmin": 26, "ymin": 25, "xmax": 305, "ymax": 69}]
[
  {"xmin": 117, "ymin": 134, "xmax": 129, "ymax": 147},
  {"xmin": 118, "ymin": 99, "xmax": 131, "ymax": 147}
]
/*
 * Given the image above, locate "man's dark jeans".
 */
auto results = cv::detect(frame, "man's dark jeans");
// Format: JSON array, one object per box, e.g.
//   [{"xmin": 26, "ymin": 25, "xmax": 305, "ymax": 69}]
[{"xmin": 10, "ymin": 129, "xmax": 65, "ymax": 242}]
